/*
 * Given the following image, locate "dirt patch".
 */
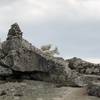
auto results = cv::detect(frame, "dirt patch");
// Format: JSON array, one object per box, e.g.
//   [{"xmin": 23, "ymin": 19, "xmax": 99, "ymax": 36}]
[{"xmin": 0, "ymin": 80, "xmax": 99, "ymax": 100}]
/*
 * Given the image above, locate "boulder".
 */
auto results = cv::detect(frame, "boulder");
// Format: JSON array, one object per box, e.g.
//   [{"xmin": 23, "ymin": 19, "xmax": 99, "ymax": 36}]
[
  {"xmin": 2, "ymin": 38, "xmax": 22, "ymax": 55},
  {"xmin": 87, "ymin": 82, "xmax": 100, "ymax": 97},
  {"xmin": 0, "ymin": 65, "xmax": 12, "ymax": 76},
  {"xmin": 2, "ymin": 49, "xmax": 41, "ymax": 72}
]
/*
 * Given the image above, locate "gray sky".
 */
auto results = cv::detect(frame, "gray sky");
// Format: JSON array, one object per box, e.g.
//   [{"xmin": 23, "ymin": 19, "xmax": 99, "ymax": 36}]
[{"xmin": 0, "ymin": 0, "xmax": 100, "ymax": 61}]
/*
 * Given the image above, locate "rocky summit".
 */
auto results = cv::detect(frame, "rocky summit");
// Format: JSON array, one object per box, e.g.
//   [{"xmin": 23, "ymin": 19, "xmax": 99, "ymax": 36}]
[
  {"xmin": 0, "ymin": 23, "xmax": 99, "ymax": 99},
  {"xmin": 0, "ymin": 23, "xmax": 88, "ymax": 87}
]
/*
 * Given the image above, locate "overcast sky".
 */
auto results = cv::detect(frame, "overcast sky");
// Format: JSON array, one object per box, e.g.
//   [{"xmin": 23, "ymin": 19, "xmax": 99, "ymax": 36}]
[{"xmin": 0, "ymin": 0, "xmax": 100, "ymax": 62}]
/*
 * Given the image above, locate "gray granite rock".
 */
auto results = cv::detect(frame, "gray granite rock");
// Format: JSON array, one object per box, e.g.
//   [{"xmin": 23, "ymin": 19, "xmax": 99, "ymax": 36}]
[
  {"xmin": 67, "ymin": 57, "xmax": 100, "ymax": 75},
  {"xmin": 87, "ymin": 82, "xmax": 100, "ymax": 97},
  {"xmin": 2, "ymin": 49, "xmax": 40, "ymax": 72},
  {"xmin": 0, "ymin": 23, "xmax": 89, "ymax": 87},
  {"xmin": 0, "ymin": 65, "xmax": 12, "ymax": 76},
  {"xmin": 2, "ymin": 38, "xmax": 22, "ymax": 55}
]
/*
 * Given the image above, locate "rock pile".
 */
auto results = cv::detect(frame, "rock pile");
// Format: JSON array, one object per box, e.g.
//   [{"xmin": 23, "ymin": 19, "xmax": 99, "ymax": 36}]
[
  {"xmin": 0, "ymin": 23, "xmax": 88, "ymax": 87},
  {"xmin": 0, "ymin": 23, "xmax": 100, "ymax": 98},
  {"xmin": 67, "ymin": 57, "xmax": 100, "ymax": 75},
  {"xmin": 67, "ymin": 57, "xmax": 100, "ymax": 98}
]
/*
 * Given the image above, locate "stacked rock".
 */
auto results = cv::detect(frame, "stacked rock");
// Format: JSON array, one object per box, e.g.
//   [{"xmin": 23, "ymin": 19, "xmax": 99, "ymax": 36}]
[
  {"xmin": 2, "ymin": 23, "xmax": 23, "ymax": 54},
  {"xmin": 7, "ymin": 23, "xmax": 22, "ymax": 40}
]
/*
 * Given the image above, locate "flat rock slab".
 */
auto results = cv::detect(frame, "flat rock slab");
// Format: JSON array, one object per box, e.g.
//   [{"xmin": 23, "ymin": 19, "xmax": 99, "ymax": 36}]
[
  {"xmin": 84, "ymin": 75, "xmax": 100, "ymax": 82},
  {"xmin": 0, "ymin": 80, "xmax": 99, "ymax": 100}
]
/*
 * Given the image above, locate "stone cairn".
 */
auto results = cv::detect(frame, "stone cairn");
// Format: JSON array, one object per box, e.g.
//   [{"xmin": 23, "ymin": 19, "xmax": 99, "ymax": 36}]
[{"xmin": 7, "ymin": 23, "xmax": 22, "ymax": 40}]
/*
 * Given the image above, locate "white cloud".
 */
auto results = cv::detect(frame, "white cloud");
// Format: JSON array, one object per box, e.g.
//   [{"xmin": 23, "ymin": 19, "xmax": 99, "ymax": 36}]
[
  {"xmin": 0, "ymin": 0, "xmax": 100, "ymax": 36},
  {"xmin": 0, "ymin": 0, "xmax": 100, "ymax": 58},
  {"xmin": 0, "ymin": 0, "xmax": 100, "ymax": 24},
  {"xmin": 85, "ymin": 58, "xmax": 100, "ymax": 64}
]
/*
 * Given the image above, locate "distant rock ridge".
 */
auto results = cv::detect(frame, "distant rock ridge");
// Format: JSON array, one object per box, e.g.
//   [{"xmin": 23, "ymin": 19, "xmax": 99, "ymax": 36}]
[{"xmin": 67, "ymin": 57, "xmax": 100, "ymax": 75}]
